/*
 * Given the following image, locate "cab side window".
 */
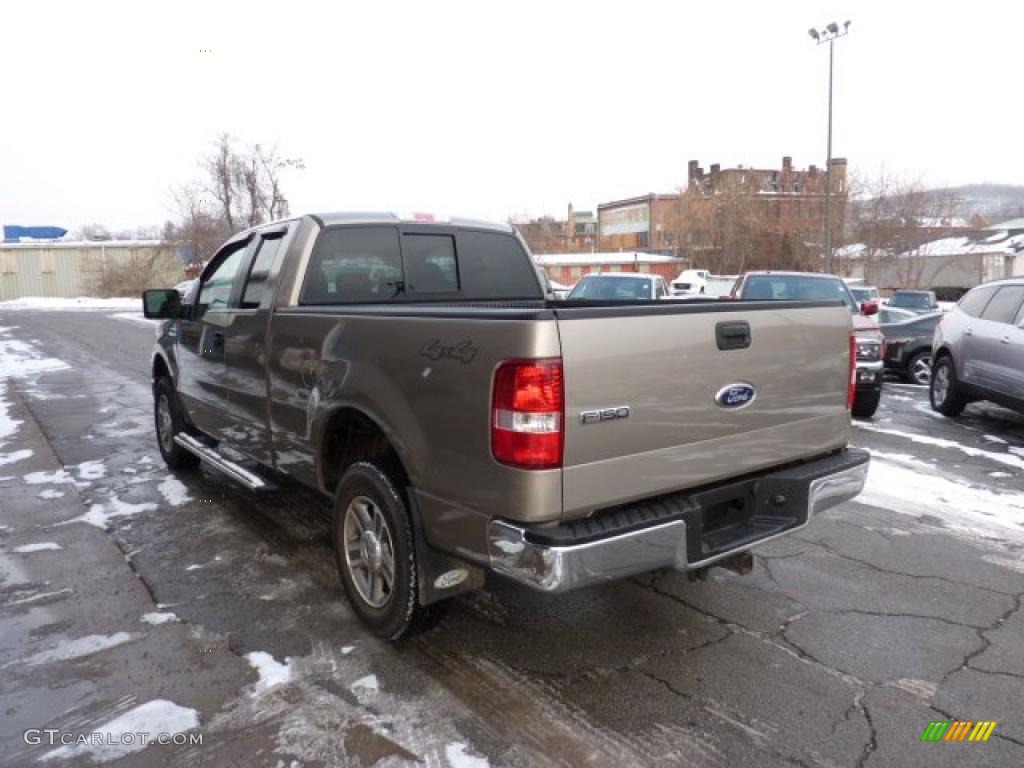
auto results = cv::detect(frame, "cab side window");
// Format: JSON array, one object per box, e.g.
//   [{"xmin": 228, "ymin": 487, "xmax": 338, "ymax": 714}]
[
  {"xmin": 240, "ymin": 235, "xmax": 285, "ymax": 309},
  {"xmin": 197, "ymin": 244, "xmax": 248, "ymax": 319}
]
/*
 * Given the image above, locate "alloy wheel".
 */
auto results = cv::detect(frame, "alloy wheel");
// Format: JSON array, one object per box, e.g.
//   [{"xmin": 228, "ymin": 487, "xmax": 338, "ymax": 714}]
[{"xmin": 343, "ymin": 495, "xmax": 396, "ymax": 609}]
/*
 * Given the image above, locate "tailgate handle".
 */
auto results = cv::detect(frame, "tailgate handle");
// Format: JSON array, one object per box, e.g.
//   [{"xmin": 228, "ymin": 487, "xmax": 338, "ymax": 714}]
[{"xmin": 716, "ymin": 321, "xmax": 751, "ymax": 351}]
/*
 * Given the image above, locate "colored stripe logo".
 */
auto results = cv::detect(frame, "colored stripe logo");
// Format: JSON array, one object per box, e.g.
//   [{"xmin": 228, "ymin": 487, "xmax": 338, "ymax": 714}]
[{"xmin": 920, "ymin": 721, "xmax": 997, "ymax": 742}]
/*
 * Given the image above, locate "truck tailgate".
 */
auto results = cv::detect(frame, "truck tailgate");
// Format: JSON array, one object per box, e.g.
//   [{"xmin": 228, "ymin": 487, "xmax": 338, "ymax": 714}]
[{"xmin": 556, "ymin": 302, "xmax": 852, "ymax": 518}]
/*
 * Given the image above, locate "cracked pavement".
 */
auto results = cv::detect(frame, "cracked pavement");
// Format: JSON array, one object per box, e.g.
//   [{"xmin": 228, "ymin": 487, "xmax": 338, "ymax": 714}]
[{"xmin": 1, "ymin": 309, "xmax": 1023, "ymax": 767}]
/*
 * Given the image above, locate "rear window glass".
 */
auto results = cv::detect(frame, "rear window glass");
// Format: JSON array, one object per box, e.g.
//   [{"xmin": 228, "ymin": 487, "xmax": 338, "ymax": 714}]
[
  {"xmin": 889, "ymin": 292, "xmax": 932, "ymax": 309},
  {"xmin": 403, "ymin": 234, "xmax": 458, "ymax": 295},
  {"xmin": 569, "ymin": 276, "xmax": 653, "ymax": 300},
  {"xmin": 741, "ymin": 275, "xmax": 856, "ymax": 311},
  {"xmin": 980, "ymin": 285, "xmax": 1024, "ymax": 324},
  {"xmin": 454, "ymin": 230, "xmax": 543, "ymax": 300},
  {"xmin": 301, "ymin": 226, "xmax": 541, "ymax": 304},
  {"xmin": 957, "ymin": 285, "xmax": 998, "ymax": 318}
]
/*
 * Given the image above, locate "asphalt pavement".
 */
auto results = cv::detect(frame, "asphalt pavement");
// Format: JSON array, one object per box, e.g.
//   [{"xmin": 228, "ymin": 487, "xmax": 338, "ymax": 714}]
[{"xmin": 1, "ymin": 309, "xmax": 1022, "ymax": 768}]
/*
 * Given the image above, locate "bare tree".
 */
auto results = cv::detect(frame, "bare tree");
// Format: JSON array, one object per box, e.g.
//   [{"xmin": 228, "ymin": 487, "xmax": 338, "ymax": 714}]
[
  {"xmin": 168, "ymin": 135, "xmax": 304, "ymax": 265},
  {"xmin": 844, "ymin": 171, "xmax": 964, "ymax": 288}
]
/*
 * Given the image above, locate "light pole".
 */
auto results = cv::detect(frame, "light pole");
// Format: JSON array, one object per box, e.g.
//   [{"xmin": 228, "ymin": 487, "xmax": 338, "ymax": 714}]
[{"xmin": 808, "ymin": 20, "xmax": 850, "ymax": 274}]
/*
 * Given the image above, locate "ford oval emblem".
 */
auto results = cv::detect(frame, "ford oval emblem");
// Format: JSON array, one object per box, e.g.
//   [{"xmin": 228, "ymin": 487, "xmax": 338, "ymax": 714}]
[{"xmin": 714, "ymin": 382, "xmax": 757, "ymax": 409}]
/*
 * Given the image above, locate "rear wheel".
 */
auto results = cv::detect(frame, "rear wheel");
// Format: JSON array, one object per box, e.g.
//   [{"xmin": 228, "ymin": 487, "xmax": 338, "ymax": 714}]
[
  {"xmin": 154, "ymin": 377, "xmax": 200, "ymax": 470},
  {"xmin": 332, "ymin": 461, "xmax": 439, "ymax": 639},
  {"xmin": 930, "ymin": 355, "xmax": 967, "ymax": 417},
  {"xmin": 904, "ymin": 350, "xmax": 932, "ymax": 386}
]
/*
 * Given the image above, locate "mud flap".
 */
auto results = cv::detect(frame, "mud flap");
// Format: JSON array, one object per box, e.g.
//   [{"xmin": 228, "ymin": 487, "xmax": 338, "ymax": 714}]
[{"xmin": 406, "ymin": 490, "xmax": 485, "ymax": 606}]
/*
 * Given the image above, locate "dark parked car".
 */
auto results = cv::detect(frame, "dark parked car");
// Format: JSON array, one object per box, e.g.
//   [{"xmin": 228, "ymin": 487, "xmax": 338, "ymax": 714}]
[
  {"xmin": 888, "ymin": 289, "xmax": 939, "ymax": 315},
  {"xmin": 880, "ymin": 312, "xmax": 942, "ymax": 385},
  {"xmin": 932, "ymin": 278, "xmax": 1024, "ymax": 417}
]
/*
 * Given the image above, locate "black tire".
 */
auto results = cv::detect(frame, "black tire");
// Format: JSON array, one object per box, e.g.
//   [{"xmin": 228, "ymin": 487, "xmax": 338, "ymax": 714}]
[
  {"xmin": 154, "ymin": 377, "xmax": 200, "ymax": 470},
  {"xmin": 332, "ymin": 461, "xmax": 436, "ymax": 639},
  {"xmin": 930, "ymin": 355, "xmax": 967, "ymax": 417},
  {"xmin": 851, "ymin": 388, "xmax": 881, "ymax": 419},
  {"xmin": 903, "ymin": 350, "xmax": 932, "ymax": 386}
]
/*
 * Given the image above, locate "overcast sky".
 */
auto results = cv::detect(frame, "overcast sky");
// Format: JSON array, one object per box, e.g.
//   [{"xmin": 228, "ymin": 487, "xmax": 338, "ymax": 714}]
[{"xmin": 2, "ymin": 0, "xmax": 1021, "ymax": 232}]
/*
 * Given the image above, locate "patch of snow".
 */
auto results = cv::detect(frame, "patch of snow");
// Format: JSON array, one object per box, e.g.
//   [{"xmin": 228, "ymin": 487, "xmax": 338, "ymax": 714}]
[
  {"xmin": 13, "ymin": 542, "xmax": 62, "ymax": 553},
  {"xmin": 989, "ymin": 471, "xmax": 1012, "ymax": 479},
  {"xmin": 39, "ymin": 699, "xmax": 199, "ymax": 763},
  {"xmin": 67, "ymin": 496, "xmax": 158, "ymax": 530},
  {"xmin": 0, "ymin": 296, "xmax": 143, "ymax": 310},
  {"xmin": 245, "ymin": 651, "xmax": 293, "ymax": 695},
  {"xmin": 158, "ymin": 476, "xmax": 192, "ymax": 507},
  {"xmin": 982, "ymin": 555, "xmax": 1024, "ymax": 574},
  {"xmin": 141, "ymin": 611, "xmax": 178, "ymax": 625},
  {"xmin": 111, "ymin": 311, "xmax": 159, "ymax": 326},
  {"xmin": 37, "ymin": 488, "xmax": 65, "ymax": 499},
  {"xmin": 1010, "ymin": 447, "xmax": 1024, "ymax": 459},
  {"xmin": 0, "ymin": 329, "xmax": 70, "ymax": 384},
  {"xmin": 185, "ymin": 564, "xmax": 203, "ymax": 571},
  {"xmin": 20, "ymin": 632, "xmax": 141, "ymax": 666},
  {"xmin": 446, "ymin": 742, "xmax": 490, "ymax": 768},
  {"xmin": 8, "ymin": 588, "xmax": 73, "ymax": 605},
  {"xmin": 856, "ymin": 422, "xmax": 1024, "ymax": 471},
  {"xmin": 862, "ymin": 450, "xmax": 1024, "ymax": 539},
  {"xmin": 0, "ymin": 449, "xmax": 32, "ymax": 466},
  {"xmin": 982, "ymin": 434, "xmax": 1008, "ymax": 444},
  {"xmin": 77, "ymin": 460, "xmax": 107, "ymax": 480},
  {"xmin": 351, "ymin": 674, "xmax": 379, "ymax": 694},
  {"xmin": 341, "ymin": 645, "xmax": 355, "ymax": 655}
]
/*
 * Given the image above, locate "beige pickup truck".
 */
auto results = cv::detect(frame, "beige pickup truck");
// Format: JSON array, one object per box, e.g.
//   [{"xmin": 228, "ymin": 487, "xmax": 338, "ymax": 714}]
[{"xmin": 143, "ymin": 212, "xmax": 869, "ymax": 638}]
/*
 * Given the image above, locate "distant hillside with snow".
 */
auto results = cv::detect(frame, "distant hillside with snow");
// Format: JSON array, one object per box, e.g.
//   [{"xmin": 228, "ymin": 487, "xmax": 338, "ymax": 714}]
[{"xmin": 926, "ymin": 184, "xmax": 1024, "ymax": 222}]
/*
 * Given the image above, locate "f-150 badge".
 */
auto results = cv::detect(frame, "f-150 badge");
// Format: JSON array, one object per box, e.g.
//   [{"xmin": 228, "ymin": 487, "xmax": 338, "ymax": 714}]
[
  {"xmin": 715, "ymin": 383, "xmax": 757, "ymax": 409},
  {"xmin": 580, "ymin": 406, "xmax": 630, "ymax": 424}
]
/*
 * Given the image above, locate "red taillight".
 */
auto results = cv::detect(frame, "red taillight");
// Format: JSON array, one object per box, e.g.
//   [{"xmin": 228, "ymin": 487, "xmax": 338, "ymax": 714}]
[
  {"xmin": 847, "ymin": 333, "xmax": 857, "ymax": 409},
  {"xmin": 492, "ymin": 359, "xmax": 564, "ymax": 469}
]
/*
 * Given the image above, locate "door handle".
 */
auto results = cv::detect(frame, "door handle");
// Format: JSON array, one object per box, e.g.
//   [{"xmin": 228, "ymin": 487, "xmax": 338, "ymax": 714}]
[
  {"xmin": 965, "ymin": 328, "xmax": 973, "ymax": 336},
  {"xmin": 1001, "ymin": 336, "xmax": 1011, "ymax": 344}
]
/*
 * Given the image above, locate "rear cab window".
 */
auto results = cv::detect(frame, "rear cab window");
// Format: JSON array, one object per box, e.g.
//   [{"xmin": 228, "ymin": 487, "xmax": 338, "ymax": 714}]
[{"xmin": 300, "ymin": 225, "xmax": 542, "ymax": 304}]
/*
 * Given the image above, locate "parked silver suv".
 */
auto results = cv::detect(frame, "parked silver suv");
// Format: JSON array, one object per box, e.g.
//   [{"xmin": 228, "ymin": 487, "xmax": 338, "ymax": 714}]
[{"xmin": 931, "ymin": 278, "xmax": 1024, "ymax": 417}]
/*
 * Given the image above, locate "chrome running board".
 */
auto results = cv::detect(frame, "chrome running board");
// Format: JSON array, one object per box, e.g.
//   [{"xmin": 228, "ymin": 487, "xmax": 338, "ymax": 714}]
[{"xmin": 173, "ymin": 434, "xmax": 274, "ymax": 491}]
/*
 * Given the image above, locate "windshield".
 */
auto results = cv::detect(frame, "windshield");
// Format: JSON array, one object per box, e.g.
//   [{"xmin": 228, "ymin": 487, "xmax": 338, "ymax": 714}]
[
  {"xmin": 568, "ymin": 275, "xmax": 653, "ymax": 300},
  {"xmin": 890, "ymin": 292, "xmax": 931, "ymax": 309},
  {"xmin": 741, "ymin": 275, "xmax": 858, "ymax": 312}
]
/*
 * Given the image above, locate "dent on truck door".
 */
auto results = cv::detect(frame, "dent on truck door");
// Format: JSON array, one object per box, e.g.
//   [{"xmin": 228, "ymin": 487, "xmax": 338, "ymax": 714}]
[{"xmin": 176, "ymin": 243, "xmax": 250, "ymax": 438}]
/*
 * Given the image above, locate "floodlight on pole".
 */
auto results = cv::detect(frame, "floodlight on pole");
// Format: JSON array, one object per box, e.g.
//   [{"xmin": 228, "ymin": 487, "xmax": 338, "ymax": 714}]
[{"xmin": 808, "ymin": 20, "xmax": 851, "ymax": 275}]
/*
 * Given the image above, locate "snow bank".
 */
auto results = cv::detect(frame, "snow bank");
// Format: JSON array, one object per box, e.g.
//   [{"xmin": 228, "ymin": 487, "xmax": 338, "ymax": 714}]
[
  {"xmin": 40, "ymin": 699, "xmax": 200, "ymax": 763},
  {"xmin": 0, "ymin": 297, "xmax": 142, "ymax": 310},
  {"xmin": 351, "ymin": 674, "xmax": 379, "ymax": 694},
  {"xmin": 856, "ymin": 422, "xmax": 1024, "ymax": 471},
  {"xmin": 862, "ymin": 451, "xmax": 1024, "ymax": 540}
]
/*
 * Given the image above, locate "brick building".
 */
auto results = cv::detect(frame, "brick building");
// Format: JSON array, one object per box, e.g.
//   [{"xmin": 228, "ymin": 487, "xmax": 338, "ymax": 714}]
[
  {"xmin": 686, "ymin": 156, "xmax": 848, "ymax": 246},
  {"xmin": 595, "ymin": 157, "xmax": 847, "ymax": 268},
  {"xmin": 597, "ymin": 193, "xmax": 682, "ymax": 253}
]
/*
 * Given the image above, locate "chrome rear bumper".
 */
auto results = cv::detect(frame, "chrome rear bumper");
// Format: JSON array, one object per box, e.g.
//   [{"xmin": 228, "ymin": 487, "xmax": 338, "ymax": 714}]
[{"xmin": 487, "ymin": 449, "xmax": 869, "ymax": 593}]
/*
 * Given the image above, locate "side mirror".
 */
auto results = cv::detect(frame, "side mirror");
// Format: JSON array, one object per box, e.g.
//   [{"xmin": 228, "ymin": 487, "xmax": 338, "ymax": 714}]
[
  {"xmin": 143, "ymin": 289, "xmax": 183, "ymax": 319},
  {"xmin": 861, "ymin": 300, "xmax": 879, "ymax": 316}
]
